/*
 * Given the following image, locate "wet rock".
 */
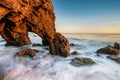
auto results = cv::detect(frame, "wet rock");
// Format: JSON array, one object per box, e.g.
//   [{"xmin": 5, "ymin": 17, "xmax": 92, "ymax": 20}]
[
  {"xmin": 70, "ymin": 57, "xmax": 95, "ymax": 67},
  {"xmin": 107, "ymin": 55, "xmax": 120, "ymax": 63},
  {"xmin": 16, "ymin": 48, "xmax": 39, "ymax": 58},
  {"xmin": 0, "ymin": 0, "xmax": 55, "ymax": 46},
  {"xmin": 49, "ymin": 33, "xmax": 70, "ymax": 57},
  {"xmin": 70, "ymin": 43, "xmax": 76, "ymax": 46},
  {"xmin": 32, "ymin": 43, "xmax": 42, "ymax": 47},
  {"xmin": 71, "ymin": 51, "xmax": 79, "ymax": 55},
  {"xmin": 0, "ymin": 0, "xmax": 70, "ymax": 57},
  {"xmin": 96, "ymin": 44, "xmax": 120, "ymax": 55},
  {"xmin": 114, "ymin": 42, "xmax": 120, "ymax": 50}
]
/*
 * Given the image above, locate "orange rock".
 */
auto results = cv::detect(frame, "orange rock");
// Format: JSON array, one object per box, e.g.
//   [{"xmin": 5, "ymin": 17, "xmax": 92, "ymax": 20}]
[{"xmin": 0, "ymin": 0, "xmax": 70, "ymax": 57}]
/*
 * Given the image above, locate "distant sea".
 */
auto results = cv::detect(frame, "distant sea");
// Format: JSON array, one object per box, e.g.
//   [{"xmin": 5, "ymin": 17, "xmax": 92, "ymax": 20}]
[{"xmin": 0, "ymin": 33, "xmax": 120, "ymax": 80}]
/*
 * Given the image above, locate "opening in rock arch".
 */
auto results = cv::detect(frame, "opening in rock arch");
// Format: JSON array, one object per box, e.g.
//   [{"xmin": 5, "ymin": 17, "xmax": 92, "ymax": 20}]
[{"xmin": 28, "ymin": 32, "xmax": 42, "ymax": 44}]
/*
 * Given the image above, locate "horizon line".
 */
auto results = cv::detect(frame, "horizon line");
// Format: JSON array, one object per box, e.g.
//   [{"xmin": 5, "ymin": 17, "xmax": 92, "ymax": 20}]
[{"xmin": 61, "ymin": 33, "xmax": 120, "ymax": 35}]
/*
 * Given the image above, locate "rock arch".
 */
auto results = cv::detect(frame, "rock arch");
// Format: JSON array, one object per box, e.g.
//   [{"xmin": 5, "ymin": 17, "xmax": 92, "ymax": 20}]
[{"xmin": 0, "ymin": 0, "xmax": 70, "ymax": 57}]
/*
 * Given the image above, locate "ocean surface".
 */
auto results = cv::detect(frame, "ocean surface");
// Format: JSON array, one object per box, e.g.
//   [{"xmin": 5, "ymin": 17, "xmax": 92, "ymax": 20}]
[{"xmin": 0, "ymin": 33, "xmax": 120, "ymax": 80}]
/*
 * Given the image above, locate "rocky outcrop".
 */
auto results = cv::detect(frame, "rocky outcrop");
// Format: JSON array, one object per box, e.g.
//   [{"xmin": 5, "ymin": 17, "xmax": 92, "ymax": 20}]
[
  {"xmin": 96, "ymin": 43, "xmax": 120, "ymax": 63},
  {"xmin": 0, "ymin": 0, "xmax": 55, "ymax": 46},
  {"xmin": 70, "ymin": 57, "xmax": 95, "ymax": 67},
  {"xmin": 96, "ymin": 43, "xmax": 120, "ymax": 55},
  {"xmin": 107, "ymin": 55, "xmax": 120, "ymax": 63},
  {"xmin": 0, "ymin": 0, "xmax": 70, "ymax": 57},
  {"xmin": 16, "ymin": 48, "xmax": 39, "ymax": 57},
  {"xmin": 49, "ymin": 33, "xmax": 70, "ymax": 57},
  {"xmin": 114, "ymin": 42, "xmax": 120, "ymax": 50}
]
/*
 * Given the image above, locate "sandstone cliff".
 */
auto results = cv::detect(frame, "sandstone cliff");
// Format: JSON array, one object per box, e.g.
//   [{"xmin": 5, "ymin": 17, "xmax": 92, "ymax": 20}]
[{"xmin": 0, "ymin": 0, "xmax": 70, "ymax": 57}]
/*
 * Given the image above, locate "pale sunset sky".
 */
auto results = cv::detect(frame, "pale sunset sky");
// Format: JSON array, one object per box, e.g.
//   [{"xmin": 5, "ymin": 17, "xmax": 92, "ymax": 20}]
[{"xmin": 53, "ymin": 0, "xmax": 120, "ymax": 34}]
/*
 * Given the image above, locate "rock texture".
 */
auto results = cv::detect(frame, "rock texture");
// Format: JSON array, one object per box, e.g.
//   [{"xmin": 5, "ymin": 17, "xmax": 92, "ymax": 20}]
[
  {"xmin": 0, "ymin": 0, "xmax": 70, "ymax": 57},
  {"xmin": 49, "ymin": 33, "xmax": 70, "ymax": 57},
  {"xmin": 16, "ymin": 48, "xmax": 39, "ymax": 57},
  {"xmin": 107, "ymin": 55, "xmax": 120, "ymax": 63},
  {"xmin": 96, "ymin": 43, "xmax": 120, "ymax": 55},
  {"xmin": 96, "ymin": 43, "xmax": 120, "ymax": 63},
  {"xmin": 0, "ymin": 0, "xmax": 55, "ymax": 46},
  {"xmin": 70, "ymin": 57, "xmax": 95, "ymax": 67}
]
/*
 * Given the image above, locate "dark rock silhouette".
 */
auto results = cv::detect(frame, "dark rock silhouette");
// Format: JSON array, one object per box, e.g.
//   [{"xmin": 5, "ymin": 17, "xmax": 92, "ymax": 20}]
[
  {"xmin": 114, "ymin": 42, "xmax": 120, "ymax": 50},
  {"xmin": 0, "ymin": 0, "xmax": 70, "ymax": 57}
]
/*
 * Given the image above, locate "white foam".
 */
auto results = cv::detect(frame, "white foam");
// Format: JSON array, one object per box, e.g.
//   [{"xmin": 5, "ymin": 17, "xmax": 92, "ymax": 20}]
[{"xmin": 0, "ymin": 34, "xmax": 120, "ymax": 80}]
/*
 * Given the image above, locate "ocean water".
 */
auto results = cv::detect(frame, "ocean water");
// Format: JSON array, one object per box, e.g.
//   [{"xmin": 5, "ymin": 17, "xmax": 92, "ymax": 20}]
[{"xmin": 0, "ymin": 33, "xmax": 120, "ymax": 80}]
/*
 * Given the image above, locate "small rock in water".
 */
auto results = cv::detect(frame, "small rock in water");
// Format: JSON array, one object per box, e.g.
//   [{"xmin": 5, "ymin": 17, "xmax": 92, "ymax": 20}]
[
  {"xmin": 32, "ymin": 44, "xmax": 42, "ymax": 47},
  {"xmin": 107, "ymin": 55, "xmax": 120, "ymax": 63},
  {"xmin": 114, "ymin": 42, "xmax": 120, "ymax": 50},
  {"xmin": 70, "ymin": 57, "xmax": 96, "ymax": 67},
  {"xmin": 96, "ymin": 43, "xmax": 120, "ymax": 55},
  {"xmin": 16, "ymin": 48, "xmax": 39, "ymax": 58},
  {"xmin": 70, "ymin": 43, "xmax": 76, "ymax": 46},
  {"xmin": 71, "ymin": 51, "xmax": 79, "ymax": 55}
]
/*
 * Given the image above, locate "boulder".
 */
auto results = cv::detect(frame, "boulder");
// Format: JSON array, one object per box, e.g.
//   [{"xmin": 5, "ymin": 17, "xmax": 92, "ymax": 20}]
[
  {"xmin": 16, "ymin": 48, "xmax": 39, "ymax": 58},
  {"xmin": 96, "ymin": 45, "xmax": 120, "ymax": 55},
  {"xmin": 71, "ymin": 51, "xmax": 79, "ymax": 55},
  {"xmin": 107, "ymin": 55, "xmax": 120, "ymax": 63},
  {"xmin": 49, "ymin": 33, "xmax": 70, "ymax": 57},
  {"xmin": 114, "ymin": 42, "xmax": 120, "ymax": 50},
  {"xmin": 0, "ymin": 0, "xmax": 70, "ymax": 57},
  {"xmin": 70, "ymin": 57, "xmax": 95, "ymax": 67}
]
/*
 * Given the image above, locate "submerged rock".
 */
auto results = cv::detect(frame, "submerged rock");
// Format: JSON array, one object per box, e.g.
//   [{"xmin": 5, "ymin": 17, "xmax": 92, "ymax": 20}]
[
  {"xmin": 49, "ymin": 33, "xmax": 70, "ymax": 57},
  {"xmin": 107, "ymin": 55, "xmax": 120, "ymax": 63},
  {"xmin": 70, "ymin": 57, "xmax": 95, "ymax": 67},
  {"xmin": 71, "ymin": 51, "xmax": 79, "ymax": 55},
  {"xmin": 70, "ymin": 43, "xmax": 76, "ymax": 46},
  {"xmin": 114, "ymin": 42, "xmax": 120, "ymax": 50},
  {"xmin": 16, "ymin": 48, "xmax": 39, "ymax": 58},
  {"xmin": 0, "ymin": 0, "xmax": 70, "ymax": 57}
]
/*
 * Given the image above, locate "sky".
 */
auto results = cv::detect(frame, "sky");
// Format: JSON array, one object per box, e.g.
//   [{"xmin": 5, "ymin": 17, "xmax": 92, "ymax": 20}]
[{"xmin": 52, "ymin": 0, "xmax": 120, "ymax": 34}]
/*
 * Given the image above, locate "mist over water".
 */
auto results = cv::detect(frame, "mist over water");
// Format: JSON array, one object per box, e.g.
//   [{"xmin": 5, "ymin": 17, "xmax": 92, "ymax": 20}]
[{"xmin": 0, "ymin": 33, "xmax": 120, "ymax": 80}]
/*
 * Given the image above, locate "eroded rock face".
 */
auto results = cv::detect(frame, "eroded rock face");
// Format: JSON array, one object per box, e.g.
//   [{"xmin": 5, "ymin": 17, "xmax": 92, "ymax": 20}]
[
  {"xmin": 49, "ymin": 33, "xmax": 70, "ymax": 57},
  {"xmin": 0, "ymin": 0, "xmax": 55, "ymax": 46},
  {"xmin": 0, "ymin": 0, "xmax": 70, "ymax": 57}
]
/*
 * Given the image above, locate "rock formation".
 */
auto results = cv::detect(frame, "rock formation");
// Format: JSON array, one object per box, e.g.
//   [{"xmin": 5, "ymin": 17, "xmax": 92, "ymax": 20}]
[
  {"xmin": 16, "ymin": 48, "xmax": 39, "ymax": 58},
  {"xmin": 96, "ymin": 43, "xmax": 120, "ymax": 63},
  {"xmin": 0, "ymin": 0, "xmax": 70, "ymax": 57},
  {"xmin": 49, "ymin": 33, "xmax": 70, "ymax": 57},
  {"xmin": 96, "ymin": 43, "xmax": 120, "ymax": 55},
  {"xmin": 70, "ymin": 57, "xmax": 96, "ymax": 67}
]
